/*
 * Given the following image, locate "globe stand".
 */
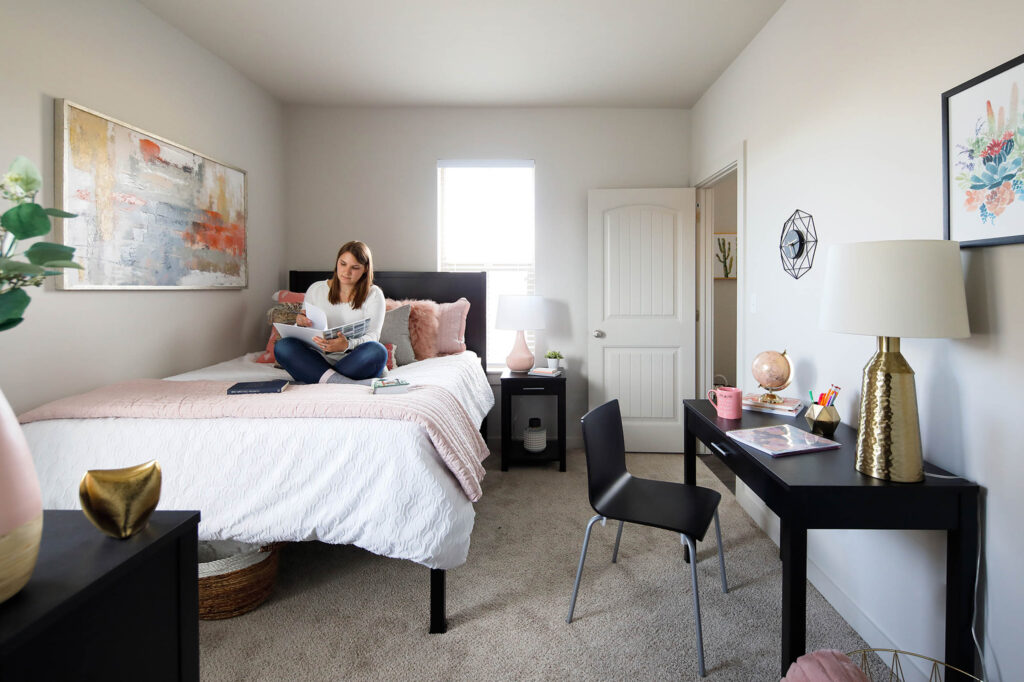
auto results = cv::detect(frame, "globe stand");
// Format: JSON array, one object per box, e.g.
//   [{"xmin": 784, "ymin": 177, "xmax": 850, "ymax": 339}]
[{"xmin": 757, "ymin": 387, "xmax": 784, "ymax": 404}]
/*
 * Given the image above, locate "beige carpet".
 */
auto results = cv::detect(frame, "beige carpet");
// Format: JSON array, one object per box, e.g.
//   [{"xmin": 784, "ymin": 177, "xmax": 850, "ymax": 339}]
[{"xmin": 200, "ymin": 449, "xmax": 884, "ymax": 680}]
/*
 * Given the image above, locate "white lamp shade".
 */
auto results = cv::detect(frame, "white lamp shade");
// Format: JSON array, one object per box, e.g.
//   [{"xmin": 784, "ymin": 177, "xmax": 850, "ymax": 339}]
[
  {"xmin": 496, "ymin": 295, "xmax": 546, "ymax": 330},
  {"xmin": 819, "ymin": 240, "xmax": 970, "ymax": 338}
]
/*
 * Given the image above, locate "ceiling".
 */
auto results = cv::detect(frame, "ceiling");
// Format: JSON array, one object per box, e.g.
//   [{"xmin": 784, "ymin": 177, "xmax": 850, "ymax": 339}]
[{"xmin": 136, "ymin": 0, "xmax": 783, "ymax": 108}]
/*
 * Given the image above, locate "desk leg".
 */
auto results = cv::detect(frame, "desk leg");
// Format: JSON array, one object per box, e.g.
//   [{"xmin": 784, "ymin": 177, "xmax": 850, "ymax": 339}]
[
  {"xmin": 780, "ymin": 519, "xmax": 807, "ymax": 676},
  {"xmin": 945, "ymin": 490, "xmax": 979, "ymax": 680}
]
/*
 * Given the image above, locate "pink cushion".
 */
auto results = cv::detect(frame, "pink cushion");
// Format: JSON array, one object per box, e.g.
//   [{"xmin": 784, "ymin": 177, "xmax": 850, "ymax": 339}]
[
  {"xmin": 272, "ymin": 290, "xmax": 305, "ymax": 304},
  {"xmin": 436, "ymin": 298, "xmax": 470, "ymax": 355},
  {"xmin": 385, "ymin": 299, "xmax": 439, "ymax": 361},
  {"xmin": 782, "ymin": 650, "xmax": 869, "ymax": 682},
  {"xmin": 254, "ymin": 328, "xmax": 281, "ymax": 363},
  {"xmin": 383, "ymin": 343, "xmax": 396, "ymax": 370}
]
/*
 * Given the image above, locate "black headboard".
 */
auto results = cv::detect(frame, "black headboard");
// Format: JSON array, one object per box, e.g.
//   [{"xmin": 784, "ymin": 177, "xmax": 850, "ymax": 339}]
[{"xmin": 289, "ymin": 270, "xmax": 486, "ymax": 370}]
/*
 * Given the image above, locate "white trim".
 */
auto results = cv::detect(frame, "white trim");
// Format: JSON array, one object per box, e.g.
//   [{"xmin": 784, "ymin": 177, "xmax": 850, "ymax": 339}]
[{"xmin": 437, "ymin": 159, "xmax": 535, "ymax": 168}]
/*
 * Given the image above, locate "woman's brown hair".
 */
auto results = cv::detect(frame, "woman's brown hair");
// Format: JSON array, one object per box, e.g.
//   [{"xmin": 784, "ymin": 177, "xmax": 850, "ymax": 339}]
[{"xmin": 328, "ymin": 241, "xmax": 374, "ymax": 309}]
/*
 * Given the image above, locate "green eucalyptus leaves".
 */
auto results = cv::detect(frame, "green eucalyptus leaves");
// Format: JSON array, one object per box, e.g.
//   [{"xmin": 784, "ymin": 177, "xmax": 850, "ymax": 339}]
[{"xmin": 0, "ymin": 156, "xmax": 81, "ymax": 331}]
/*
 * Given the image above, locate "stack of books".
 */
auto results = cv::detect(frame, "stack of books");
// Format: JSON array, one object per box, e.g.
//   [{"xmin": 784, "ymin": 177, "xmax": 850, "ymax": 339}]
[
  {"xmin": 528, "ymin": 367, "xmax": 562, "ymax": 377},
  {"xmin": 742, "ymin": 393, "xmax": 802, "ymax": 416}
]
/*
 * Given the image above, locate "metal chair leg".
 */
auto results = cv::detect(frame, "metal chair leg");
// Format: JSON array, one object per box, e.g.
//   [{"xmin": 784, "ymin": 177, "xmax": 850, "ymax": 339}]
[
  {"xmin": 683, "ymin": 535, "xmax": 707, "ymax": 677},
  {"xmin": 566, "ymin": 515, "xmax": 604, "ymax": 624},
  {"xmin": 713, "ymin": 510, "xmax": 728, "ymax": 594},
  {"xmin": 612, "ymin": 520, "xmax": 624, "ymax": 563}
]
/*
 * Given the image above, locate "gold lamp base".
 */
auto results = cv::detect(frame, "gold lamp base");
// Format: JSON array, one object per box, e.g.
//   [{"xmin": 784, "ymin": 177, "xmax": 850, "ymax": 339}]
[{"xmin": 856, "ymin": 337, "xmax": 923, "ymax": 483}]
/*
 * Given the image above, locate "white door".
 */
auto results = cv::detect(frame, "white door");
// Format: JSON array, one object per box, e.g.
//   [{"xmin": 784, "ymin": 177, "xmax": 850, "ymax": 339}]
[{"xmin": 587, "ymin": 188, "xmax": 696, "ymax": 453}]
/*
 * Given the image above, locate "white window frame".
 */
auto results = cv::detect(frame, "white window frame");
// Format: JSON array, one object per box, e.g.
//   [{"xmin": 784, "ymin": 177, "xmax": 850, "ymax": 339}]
[{"xmin": 437, "ymin": 160, "xmax": 536, "ymax": 370}]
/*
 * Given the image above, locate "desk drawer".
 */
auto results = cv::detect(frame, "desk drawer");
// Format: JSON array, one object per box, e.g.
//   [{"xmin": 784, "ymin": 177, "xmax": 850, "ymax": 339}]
[{"xmin": 707, "ymin": 439, "xmax": 743, "ymax": 459}]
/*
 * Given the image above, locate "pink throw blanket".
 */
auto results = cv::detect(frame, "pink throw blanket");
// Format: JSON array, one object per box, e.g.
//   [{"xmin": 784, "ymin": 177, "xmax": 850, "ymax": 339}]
[{"xmin": 19, "ymin": 379, "xmax": 488, "ymax": 502}]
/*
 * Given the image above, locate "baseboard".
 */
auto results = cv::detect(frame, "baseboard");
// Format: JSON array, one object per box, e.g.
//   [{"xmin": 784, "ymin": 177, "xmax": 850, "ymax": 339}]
[{"xmin": 734, "ymin": 481, "xmax": 929, "ymax": 682}]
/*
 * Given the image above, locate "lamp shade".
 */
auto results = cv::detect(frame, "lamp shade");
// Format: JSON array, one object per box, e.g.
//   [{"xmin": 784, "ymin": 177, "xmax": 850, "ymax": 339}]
[
  {"xmin": 819, "ymin": 240, "xmax": 970, "ymax": 339},
  {"xmin": 496, "ymin": 295, "xmax": 546, "ymax": 330}
]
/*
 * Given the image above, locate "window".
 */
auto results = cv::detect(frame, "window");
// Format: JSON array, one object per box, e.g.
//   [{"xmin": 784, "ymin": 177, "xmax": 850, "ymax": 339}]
[{"xmin": 437, "ymin": 160, "xmax": 535, "ymax": 369}]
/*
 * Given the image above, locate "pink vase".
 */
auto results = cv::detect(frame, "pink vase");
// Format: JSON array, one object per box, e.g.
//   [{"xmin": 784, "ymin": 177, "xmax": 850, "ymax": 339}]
[{"xmin": 0, "ymin": 387, "xmax": 43, "ymax": 604}]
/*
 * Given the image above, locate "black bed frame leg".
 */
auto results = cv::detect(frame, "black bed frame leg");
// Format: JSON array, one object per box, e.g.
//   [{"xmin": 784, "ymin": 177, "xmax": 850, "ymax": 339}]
[{"xmin": 429, "ymin": 568, "xmax": 447, "ymax": 633}]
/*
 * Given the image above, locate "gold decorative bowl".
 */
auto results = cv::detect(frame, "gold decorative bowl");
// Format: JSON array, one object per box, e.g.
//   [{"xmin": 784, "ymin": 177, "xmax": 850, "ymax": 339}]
[{"xmin": 79, "ymin": 461, "xmax": 162, "ymax": 539}]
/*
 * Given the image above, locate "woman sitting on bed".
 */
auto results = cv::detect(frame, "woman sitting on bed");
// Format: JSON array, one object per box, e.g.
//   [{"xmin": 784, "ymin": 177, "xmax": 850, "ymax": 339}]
[{"xmin": 274, "ymin": 240, "xmax": 388, "ymax": 384}]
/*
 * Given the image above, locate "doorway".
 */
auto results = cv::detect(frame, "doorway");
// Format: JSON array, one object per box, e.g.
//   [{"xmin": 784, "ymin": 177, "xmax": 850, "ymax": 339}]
[{"xmin": 702, "ymin": 171, "xmax": 738, "ymax": 389}]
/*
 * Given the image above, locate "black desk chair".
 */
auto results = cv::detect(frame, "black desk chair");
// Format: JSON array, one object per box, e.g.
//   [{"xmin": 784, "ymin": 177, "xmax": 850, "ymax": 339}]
[{"xmin": 566, "ymin": 399, "xmax": 728, "ymax": 677}]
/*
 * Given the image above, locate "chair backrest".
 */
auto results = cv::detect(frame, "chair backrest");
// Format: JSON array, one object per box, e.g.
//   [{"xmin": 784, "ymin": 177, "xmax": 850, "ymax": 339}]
[{"xmin": 580, "ymin": 400, "xmax": 629, "ymax": 509}]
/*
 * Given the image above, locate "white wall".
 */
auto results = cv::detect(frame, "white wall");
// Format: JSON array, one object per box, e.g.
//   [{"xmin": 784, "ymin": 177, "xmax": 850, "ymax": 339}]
[
  {"xmin": 285, "ymin": 106, "xmax": 690, "ymax": 442},
  {"xmin": 691, "ymin": 1, "xmax": 1023, "ymax": 678},
  {"xmin": 0, "ymin": 0, "xmax": 286, "ymax": 414}
]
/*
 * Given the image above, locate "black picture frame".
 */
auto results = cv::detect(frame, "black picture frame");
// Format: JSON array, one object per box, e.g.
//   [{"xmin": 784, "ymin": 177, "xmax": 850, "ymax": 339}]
[{"xmin": 942, "ymin": 52, "xmax": 1024, "ymax": 248}]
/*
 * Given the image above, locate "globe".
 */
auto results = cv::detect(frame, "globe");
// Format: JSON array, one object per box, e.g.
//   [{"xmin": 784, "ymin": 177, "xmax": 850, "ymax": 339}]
[{"xmin": 751, "ymin": 350, "xmax": 792, "ymax": 404}]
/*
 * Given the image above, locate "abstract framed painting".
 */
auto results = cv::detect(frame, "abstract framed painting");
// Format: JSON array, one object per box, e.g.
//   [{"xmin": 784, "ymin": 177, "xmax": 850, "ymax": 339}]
[
  {"xmin": 54, "ymin": 100, "xmax": 247, "ymax": 289},
  {"xmin": 942, "ymin": 52, "xmax": 1024, "ymax": 248}
]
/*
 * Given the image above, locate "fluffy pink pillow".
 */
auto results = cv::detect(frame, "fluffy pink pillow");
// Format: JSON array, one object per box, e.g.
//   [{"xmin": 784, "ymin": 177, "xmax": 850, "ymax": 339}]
[
  {"xmin": 272, "ymin": 290, "xmax": 305, "ymax": 304},
  {"xmin": 385, "ymin": 298, "xmax": 439, "ymax": 361},
  {"xmin": 436, "ymin": 298, "xmax": 470, "ymax": 355},
  {"xmin": 782, "ymin": 650, "xmax": 869, "ymax": 682}
]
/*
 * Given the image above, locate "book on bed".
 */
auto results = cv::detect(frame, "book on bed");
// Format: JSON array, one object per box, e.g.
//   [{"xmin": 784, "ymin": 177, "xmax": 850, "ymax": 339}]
[{"xmin": 227, "ymin": 379, "xmax": 290, "ymax": 395}]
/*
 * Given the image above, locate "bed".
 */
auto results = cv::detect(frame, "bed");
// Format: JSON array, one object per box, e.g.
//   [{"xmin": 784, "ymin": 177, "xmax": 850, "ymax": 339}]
[{"xmin": 20, "ymin": 270, "xmax": 491, "ymax": 633}]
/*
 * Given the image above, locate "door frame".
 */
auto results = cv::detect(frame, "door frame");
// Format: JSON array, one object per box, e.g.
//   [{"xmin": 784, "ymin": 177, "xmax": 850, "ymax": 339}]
[{"xmin": 695, "ymin": 142, "xmax": 747, "ymax": 401}]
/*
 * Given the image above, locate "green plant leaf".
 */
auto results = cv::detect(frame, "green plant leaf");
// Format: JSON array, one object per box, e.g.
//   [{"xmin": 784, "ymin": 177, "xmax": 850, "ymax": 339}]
[
  {"xmin": 1, "ymin": 203, "xmax": 51, "ymax": 239},
  {"xmin": 43, "ymin": 208, "xmax": 76, "ymax": 218},
  {"xmin": 25, "ymin": 241, "xmax": 76, "ymax": 265},
  {"xmin": 0, "ymin": 288, "xmax": 30, "ymax": 329},
  {"xmin": 0, "ymin": 258, "xmax": 47, "ymax": 276},
  {"xmin": 41, "ymin": 260, "xmax": 82, "ymax": 269},
  {"xmin": 7, "ymin": 156, "xmax": 42, "ymax": 193}
]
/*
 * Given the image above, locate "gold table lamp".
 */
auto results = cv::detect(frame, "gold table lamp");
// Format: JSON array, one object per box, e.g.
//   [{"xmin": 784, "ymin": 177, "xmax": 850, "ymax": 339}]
[{"xmin": 819, "ymin": 241, "xmax": 970, "ymax": 482}]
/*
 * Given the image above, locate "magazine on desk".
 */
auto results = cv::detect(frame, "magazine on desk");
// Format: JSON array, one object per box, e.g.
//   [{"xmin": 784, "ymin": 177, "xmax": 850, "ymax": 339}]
[
  {"xmin": 726, "ymin": 424, "xmax": 840, "ymax": 457},
  {"xmin": 273, "ymin": 302, "xmax": 370, "ymax": 347}
]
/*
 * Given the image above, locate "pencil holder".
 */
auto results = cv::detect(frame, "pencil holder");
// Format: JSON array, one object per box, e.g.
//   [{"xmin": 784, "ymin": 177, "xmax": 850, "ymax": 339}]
[{"xmin": 805, "ymin": 404, "xmax": 840, "ymax": 438}]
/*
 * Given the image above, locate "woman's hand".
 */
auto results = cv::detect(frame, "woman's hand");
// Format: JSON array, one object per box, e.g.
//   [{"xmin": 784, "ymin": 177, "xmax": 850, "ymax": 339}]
[
  {"xmin": 295, "ymin": 312, "xmax": 312, "ymax": 328},
  {"xmin": 314, "ymin": 335, "xmax": 349, "ymax": 354}
]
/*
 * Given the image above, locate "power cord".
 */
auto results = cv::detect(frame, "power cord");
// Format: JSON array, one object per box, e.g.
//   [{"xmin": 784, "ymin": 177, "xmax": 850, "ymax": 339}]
[{"xmin": 925, "ymin": 472, "xmax": 986, "ymax": 679}]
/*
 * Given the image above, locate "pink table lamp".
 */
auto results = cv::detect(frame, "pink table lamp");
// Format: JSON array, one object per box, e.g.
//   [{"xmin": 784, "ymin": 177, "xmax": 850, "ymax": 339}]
[{"xmin": 496, "ymin": 295, "xmax": 546, "ymax": 371}]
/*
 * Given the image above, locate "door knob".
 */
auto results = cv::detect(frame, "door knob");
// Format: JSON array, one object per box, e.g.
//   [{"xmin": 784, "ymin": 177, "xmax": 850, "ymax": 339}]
[{"xmin": 592, "ymin": 329, "xmax": 605, "ymax": 338}]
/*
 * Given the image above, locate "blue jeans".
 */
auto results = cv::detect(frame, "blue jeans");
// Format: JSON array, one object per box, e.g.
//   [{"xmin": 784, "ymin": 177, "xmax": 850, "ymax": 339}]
[{"xmin": 274, "ymin": 337, "xmax": 388, "ymax": 384}]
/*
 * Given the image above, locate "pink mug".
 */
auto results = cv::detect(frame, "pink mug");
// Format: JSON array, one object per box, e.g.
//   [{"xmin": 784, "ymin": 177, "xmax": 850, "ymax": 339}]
[{"xmin": 707, "ymin": 386, "xmax": 742, "ymax": 420}]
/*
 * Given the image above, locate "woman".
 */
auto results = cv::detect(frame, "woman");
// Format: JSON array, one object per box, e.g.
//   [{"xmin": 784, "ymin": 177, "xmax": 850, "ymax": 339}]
[{"xmin": 274, "ymin": 241, "xmax": 388, "ymax": 384}]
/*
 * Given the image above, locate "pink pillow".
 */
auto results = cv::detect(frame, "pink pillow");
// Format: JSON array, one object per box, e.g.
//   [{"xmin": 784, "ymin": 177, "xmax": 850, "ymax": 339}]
[
  {"xmin": 385, "ymin": 299, "xmax": 439, "ymax": 361},
  {"xmin": 383, "ymin": 343, "xmax": 396, "ymax": 370},
  {"xmin": 436, "ymin": 298, "xmax": 470, "ymax": 354},
  {"xmin": 272, "ymin": 290, "xmax": 305, "ymax": 304},
  {"xmin": 782, "ymin": 650, "xmax": 869, "ymax": 682},
  {"xmin": 255, "ymin": 328, "xmax": 281, "ymax": 363}
]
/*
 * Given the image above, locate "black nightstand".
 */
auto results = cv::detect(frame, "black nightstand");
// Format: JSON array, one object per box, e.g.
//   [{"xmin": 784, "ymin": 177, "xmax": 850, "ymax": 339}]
[
  {"xmin": 0, "ymin": 510, "xmax": 200, "ymax": 681},
  {"xmin": 500, "ymin": 368, "xmax": 566, "ymax": 471}
]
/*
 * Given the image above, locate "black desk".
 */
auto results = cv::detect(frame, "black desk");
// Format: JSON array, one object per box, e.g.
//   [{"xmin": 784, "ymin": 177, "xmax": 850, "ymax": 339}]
[
  {"xmin": 683, "ymin": 400, "xmax": 979, "ymax": 678},
  {"xmin": 0, "ymin": 510, "xmax": 200, "ymax": 681}
]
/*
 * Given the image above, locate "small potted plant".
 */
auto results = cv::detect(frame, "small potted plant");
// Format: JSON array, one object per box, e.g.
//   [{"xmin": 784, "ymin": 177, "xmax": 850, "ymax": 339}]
[{"xmin": 544, "ymin": 350, "xmax": 563, "ymax": 370}]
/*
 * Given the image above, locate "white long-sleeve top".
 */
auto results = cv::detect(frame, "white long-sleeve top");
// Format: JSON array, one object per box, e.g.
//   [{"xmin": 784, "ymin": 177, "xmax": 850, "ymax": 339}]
[{"xmin": 303, "ymin": 281, "xmax": 385, "ymax": 356}]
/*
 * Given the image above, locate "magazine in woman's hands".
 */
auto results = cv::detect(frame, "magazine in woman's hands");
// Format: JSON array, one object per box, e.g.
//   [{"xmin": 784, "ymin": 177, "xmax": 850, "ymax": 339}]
[
  {"xmin": 273, "ymin": 303, "xmax": 370, "ymax": 347},
  {"xmin": 726, "ymin": 424, "xmax": 840, "ymax": 457}
]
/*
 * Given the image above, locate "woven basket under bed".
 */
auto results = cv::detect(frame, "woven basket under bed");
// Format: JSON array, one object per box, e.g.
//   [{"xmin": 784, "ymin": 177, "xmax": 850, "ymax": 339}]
[{"xmin": 198, "ymin": 542, "xmax": 281, "ymax": 620}]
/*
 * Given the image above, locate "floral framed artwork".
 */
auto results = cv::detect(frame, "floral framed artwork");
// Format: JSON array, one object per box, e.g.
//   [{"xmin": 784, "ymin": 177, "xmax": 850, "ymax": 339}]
[
  {"xmin": 54, "ymin": 100, "xmax": 247, "ymax": 289},
  {"xmin": 943, "ymin": 53, "xmax": 1024, "ymax": 248}
]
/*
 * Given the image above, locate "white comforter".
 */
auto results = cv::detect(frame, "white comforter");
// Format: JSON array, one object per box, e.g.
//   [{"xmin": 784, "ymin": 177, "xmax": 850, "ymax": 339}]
[{"xmin": 23, "ymin": 352, "xmax": 494, "ymax": 570}]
